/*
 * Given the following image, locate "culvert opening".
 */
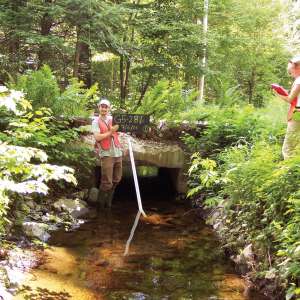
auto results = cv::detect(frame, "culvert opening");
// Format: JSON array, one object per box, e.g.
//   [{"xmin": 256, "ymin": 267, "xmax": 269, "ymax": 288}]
[{"xmin": 115, "ymin": 165, "xmax": 178, "ymax": 203}]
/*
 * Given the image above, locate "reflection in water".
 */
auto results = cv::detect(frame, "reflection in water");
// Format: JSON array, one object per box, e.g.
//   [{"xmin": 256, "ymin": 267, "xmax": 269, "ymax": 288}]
[{"xmin": 124, "ymin": 211, "xmax": 142, "ymax": 256}]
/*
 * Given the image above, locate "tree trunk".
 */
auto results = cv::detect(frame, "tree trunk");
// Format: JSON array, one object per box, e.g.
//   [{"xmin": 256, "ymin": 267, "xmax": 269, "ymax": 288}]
[
  {"xmin": 119, "ymin": 2, "xmax": 138, "ymax": 105},
  {"xmin": 137, "ymin": 72, "xmax": 153, "ymax": 107},
  {"xmin": 123, "ymin": 26, "xmax": 135, "ymax": 99},
  {"xmin": 38, "ymin": 1, "xmax": 53, "ymax": 67},
  {"xmin": 73, "ymin": 28, "xmax": 81, "ymax": 79},
  {"xmin": 124, "ymin": 60, "xmax": 131, "ymax": 99},
  {"xmin": 79, "ymin": 42, "xmax": 91, "ymax": 87},
  {"xmin": 7, "ymin": 0, "xmax": 27, "ymax": 67},
  {"xmin": 248, "ymin": 68, "xmax": 256, "ymax": 104},
  {"xmin": 197, "ymin": 0, "xmax": 209, "ymax": 102},
  {"xmin": 73, "ymin": 27, "xmax": 91, "ymax": 87},
  {"xmin": 120, "ymin": 55, "xmax": 125, "ymax": 107},
  {"xmin": 8, "ymin": 35, "xmax": 20, "ymax": 63}
]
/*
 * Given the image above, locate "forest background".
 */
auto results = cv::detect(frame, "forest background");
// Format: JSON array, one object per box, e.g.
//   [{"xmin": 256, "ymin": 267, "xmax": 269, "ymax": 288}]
[{"xmin": 1, "ymin": 0, "xmax": 300, "ymax": 299}]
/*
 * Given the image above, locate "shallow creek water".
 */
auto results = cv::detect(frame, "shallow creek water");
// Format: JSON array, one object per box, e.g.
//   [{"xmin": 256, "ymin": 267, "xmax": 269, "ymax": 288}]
[{"xmin": 15, "ymin": 177, "xmax": 269, "ymax": 300}]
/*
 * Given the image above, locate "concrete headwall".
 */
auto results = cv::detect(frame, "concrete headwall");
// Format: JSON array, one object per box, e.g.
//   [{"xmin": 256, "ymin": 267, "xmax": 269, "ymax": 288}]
[{"xmin": 82, "ymin": 133, "xmax": 188, "ymax": 193}]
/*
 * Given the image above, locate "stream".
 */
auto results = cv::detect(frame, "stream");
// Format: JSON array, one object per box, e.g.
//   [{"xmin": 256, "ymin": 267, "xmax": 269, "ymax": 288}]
[{"xmin": 14, "ymin": 175, "xmax": 269, "ymax": 300}]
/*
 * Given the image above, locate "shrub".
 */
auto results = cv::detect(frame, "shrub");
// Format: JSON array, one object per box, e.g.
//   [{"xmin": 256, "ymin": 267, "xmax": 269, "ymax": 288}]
[
  {"xmin": 14, "ymin": 65, "xmax": 60, "ymax": 109},
  {"xmin": 135, "ymin": 80, "xmax": 197, "ymax": 122},
  {"xmin": 12, "ymin": 65, "xmax": 98, "ymax": 117},
  {"xmin": 2, "ymin": 97, "xmax": 95, "ymax": 185},
  {"xmin": 185, "ymin": 98, "xmax": 300, "ymax": 297},
  {"xmin": 53, "ymin": 78, "xmax": 98, "ymax": 117},
  {"xmin": 188, "ymin": 140, "xmax": 300, "ymax": 297},
  {"xmin": 0, "ymin": 87, "xmax": 77, "ymax": 235},
  {"xmin": 181, "ymin": 99, "xmax": 286, "ymax": 156}
]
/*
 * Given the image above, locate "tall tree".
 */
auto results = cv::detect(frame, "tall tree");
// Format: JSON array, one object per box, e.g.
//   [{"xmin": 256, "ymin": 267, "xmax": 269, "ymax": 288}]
[
  {"xmin": 38, "ymin": 0, "xmax": 55, "ymax": 67},
  {"xmin": 0, "ymin": 0, "xmax": 31, "ymax": 74},
  {"xmin": 125, "ymin": 0, "xmax": 204, "ymax": 103},
  {"xmin": 206, "ymin": 0, "xmax": 289, "ymax": 106}
]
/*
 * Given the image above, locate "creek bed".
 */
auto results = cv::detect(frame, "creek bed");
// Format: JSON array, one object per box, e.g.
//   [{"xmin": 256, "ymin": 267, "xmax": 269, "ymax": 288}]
[{"xmin": 14, "ymin": 177, "xmax": 269, "ymax": 300}]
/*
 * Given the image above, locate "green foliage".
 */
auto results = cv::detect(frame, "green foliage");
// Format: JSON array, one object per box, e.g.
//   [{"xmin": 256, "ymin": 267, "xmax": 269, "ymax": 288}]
[
  {"xmin": 92, "ymin": 58, "xmax": 119, "ymax": 97},
  {"xmin": 53, "ymin": 78, "xmax": 98, "ymax": 117},
  {"xmin": 133, "ymin": 0, "xmax": 203, "ymax": 81},
  {"xmin": 181, "ymin": 104, "xmax": 263, "ymax": 156},
  {"xmin": 187, "ymin": 140, "xmax": 300, "ymax": 290},
  {"xmin": 216, "ymin": 144, "xmax": 300, "ymax": 289},
  {"xmin": 135, "ymin": 80, "xmax": 197, "ymax": 122},
  {"xmin": 14, "ymin": 65, "xmax": 60, "ymax": 109},
  {"xmin": 0, "ymin": 87, "xmax": 77, "ymax": 235},
  {"xmin": 187, "ymin": 152, "xmax": 223, "ymax": 208},
  {"xmin": 3, "ymin": 70, "xmax": 97, "ymax": 189},
  {"xmin": 201, "ymin": 105, "xmax": 261, "ymax": 154},
  {"xmin": 0, "ymin": 0, "xmax": 290, "ymax": 108},
  {"xmin": 12, "ymin": 66, "xmax": 98, "ymax": 117},
  {"xmin": 210, "ymin": 79, "xmax": 242, "ymax": 107},
  {"xmin": 2, "ymin": 100, "xmax": 95, "ymax": 179},
  {"xmin": 181, "ymin": 99, "xmax": 286, "ymax": 157},
  {"xmin": 180, "ymin": 133, "xmax": 203, "ymax": 153},
  {"xmin": 185, "ymin": 99, "xmax": 300, "ymax": 296},
  {"xmin": 207, "ymin": 0, "xmax": 289, "ymax": 106}
]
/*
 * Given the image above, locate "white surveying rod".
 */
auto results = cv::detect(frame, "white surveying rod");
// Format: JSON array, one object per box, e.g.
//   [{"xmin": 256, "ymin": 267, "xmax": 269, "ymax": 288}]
[
  {"xmin": 127, "ymin": 136, "xmax": 147, "ymax": 217},
  {"xmin": 124, "ymin": 210, "xmax": 142, "ymax": 256}
]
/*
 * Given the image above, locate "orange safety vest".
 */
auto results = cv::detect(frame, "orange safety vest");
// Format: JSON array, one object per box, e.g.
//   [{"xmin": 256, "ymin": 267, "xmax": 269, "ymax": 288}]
[
  {"xmin": 95, "ymin": 117, "xmax": 121, "ymax": 152},
  {"xmin": 288, "ymin": 98, "xmax": 297, "ymax": 121}
]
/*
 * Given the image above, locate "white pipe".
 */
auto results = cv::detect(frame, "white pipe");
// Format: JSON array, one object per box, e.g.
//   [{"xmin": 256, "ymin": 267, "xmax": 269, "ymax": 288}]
[
  {"xmin": 124, "ymin": 210, "xmax": 141, "ymax": 256},
  {"xmin": 127, "ymin": 136, "xmax": 147, "ymax": 217}
]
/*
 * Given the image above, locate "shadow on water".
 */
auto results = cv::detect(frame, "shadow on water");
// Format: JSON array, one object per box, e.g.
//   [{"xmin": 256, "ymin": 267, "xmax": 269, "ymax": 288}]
[{"xmin": 15, "ymin": 173, "xmax": 269, "ymax": 300}]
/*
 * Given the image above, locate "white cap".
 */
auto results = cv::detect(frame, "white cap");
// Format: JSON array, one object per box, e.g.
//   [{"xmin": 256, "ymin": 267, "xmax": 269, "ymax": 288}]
[
  {"xmin": 98, "ymin": 98, "xmax": 111, "ymax": 107},
  {"xmin": 290, "ymin": 55, "xmax": 300, "ymax": 64}
]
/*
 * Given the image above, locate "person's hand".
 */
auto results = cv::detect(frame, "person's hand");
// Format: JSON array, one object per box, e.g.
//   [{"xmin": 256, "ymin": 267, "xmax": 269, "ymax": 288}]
[{"xmin": 111, "ymin": 124, "xmax": 119, "ymax": 132}]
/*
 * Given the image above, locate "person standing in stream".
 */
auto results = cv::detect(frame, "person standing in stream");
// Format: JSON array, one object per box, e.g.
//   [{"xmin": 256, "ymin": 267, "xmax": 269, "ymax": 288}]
[
  {"xmin": 92, "ymin": 98, "xmax": 123, "ymax": 210},
  {"xmin": 274, "ymin": 55, "xmax": 300, "ymax": 159}
]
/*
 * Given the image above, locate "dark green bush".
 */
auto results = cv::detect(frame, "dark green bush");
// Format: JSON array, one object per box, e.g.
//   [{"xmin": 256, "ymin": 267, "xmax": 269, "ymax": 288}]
[
  {"xmin": 14, "ymin": 65, "xmax": 60, "ymax": 109},
  {"xmin": 135, "ymin": 80, "xmax": 197, "ymax": 122},
  {"xmin": 181, "ymin": 98, "xmax": 286, "ymax": 156},
  {"xmin": 185, "ymin": 99, "xmax": 300, "ymax": 298},
  {"xmin": 12, "ymin": 65, "xmax": 98, "ymax": 117}
]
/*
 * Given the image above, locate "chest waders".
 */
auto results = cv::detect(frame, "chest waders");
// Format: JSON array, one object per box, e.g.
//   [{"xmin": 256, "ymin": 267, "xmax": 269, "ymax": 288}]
[{"xmin": 96, "ymin": 117, "xmax": 121, "ymax": 211}]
